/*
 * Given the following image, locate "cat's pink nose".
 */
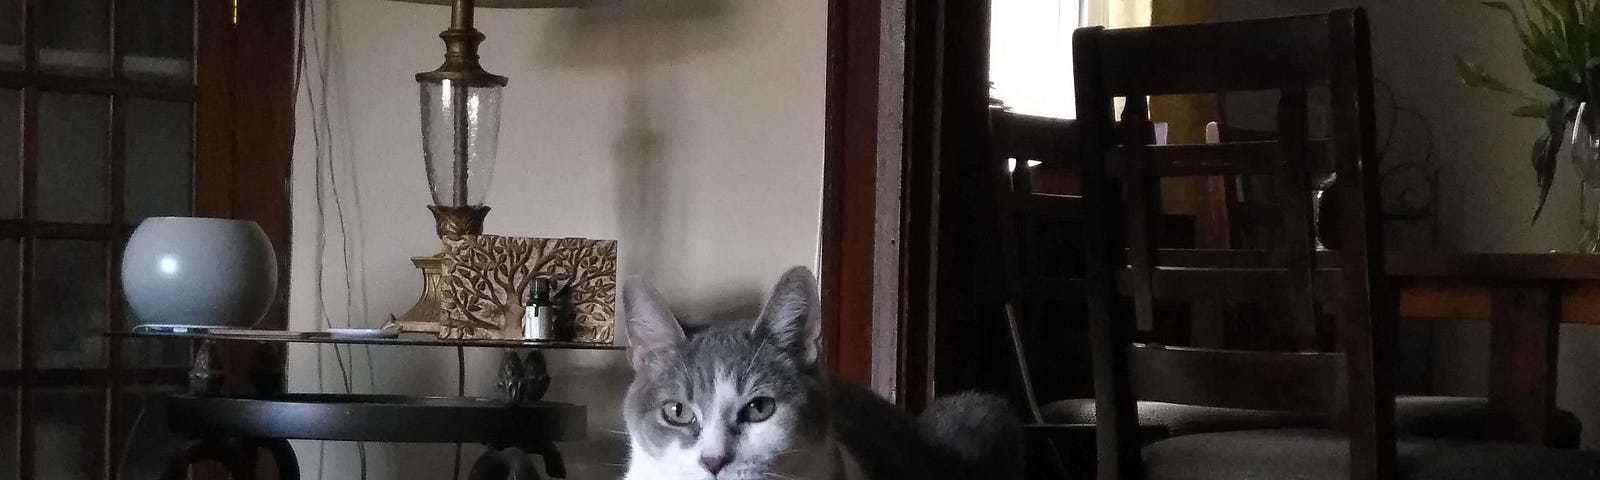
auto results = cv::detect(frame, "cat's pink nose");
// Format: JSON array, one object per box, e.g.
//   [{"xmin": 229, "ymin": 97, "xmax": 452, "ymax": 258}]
[{"xmin": 700, "ymin": 455, "xmax": 729, "ymax": 474}]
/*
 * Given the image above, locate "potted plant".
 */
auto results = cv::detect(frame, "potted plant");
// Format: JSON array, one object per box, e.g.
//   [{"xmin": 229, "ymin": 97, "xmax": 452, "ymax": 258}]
[{"xmin": 1455, "ymin": 0, "xmax": 1600, "ymax": 250}]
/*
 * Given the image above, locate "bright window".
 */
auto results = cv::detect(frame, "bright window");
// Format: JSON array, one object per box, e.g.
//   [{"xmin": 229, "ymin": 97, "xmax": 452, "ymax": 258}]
[{"xmin": 989, "ymin": 0, "xmax": 1082, "ymax": 119}]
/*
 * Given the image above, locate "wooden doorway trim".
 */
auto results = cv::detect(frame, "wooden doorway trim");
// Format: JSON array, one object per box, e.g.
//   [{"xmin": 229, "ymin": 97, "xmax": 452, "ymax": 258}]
[
  {"xmin": 820, "ymin": 0, "xmax": 909, "ymax": 402},
  {"xmin": 821, "ymin": 0, "xmax": 992, "ymax": 410},
  {"xmin": 196, "ymin": 0, "xmax": 295, "ymax": 329}
]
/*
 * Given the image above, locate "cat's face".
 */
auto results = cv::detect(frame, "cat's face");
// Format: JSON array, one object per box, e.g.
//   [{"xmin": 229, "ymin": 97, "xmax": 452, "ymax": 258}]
[{"xmin": 622, "ymin": 267, "xmax": 831, "ymax": 480}]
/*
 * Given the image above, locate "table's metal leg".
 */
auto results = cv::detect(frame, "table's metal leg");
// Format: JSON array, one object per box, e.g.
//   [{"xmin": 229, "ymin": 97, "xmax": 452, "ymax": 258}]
[
  {"xmin": 256, "ymin": 438, "xmax": 301, "ymax": 480},
  {"xmin": 161, "ymin": 438, "xmax": 255, "ymax": 480},
  {"xmin": 497, "ymin": 350, "xmax": 551, "ymax": 404},
  {"xmin": 468, "ymin": 447, "xmax": 543, "ymax": 480},
  {"xmin": 250, "ymin": 342, "xmax": 287, "ymax": 394},
  {"xmin": 190, "ymin": 340, "xmax": 224, "ymax": 394},
  {"xmin": 526, "ymin": 441, "xmax": 566, "ymax": 479}
]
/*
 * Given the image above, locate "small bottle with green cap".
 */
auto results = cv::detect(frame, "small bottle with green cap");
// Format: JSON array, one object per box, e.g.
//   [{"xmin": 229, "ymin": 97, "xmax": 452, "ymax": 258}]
[{"xmin": 522, "ymin": 277, "xmax": 554, "ymax": 340}]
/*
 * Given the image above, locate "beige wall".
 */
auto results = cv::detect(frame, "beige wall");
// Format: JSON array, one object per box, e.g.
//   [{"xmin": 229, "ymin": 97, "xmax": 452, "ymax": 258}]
[
  {"xmin": 1217, "ymin": 0, "xmax": 1600, "ymax": 448},
  {"xmin": 286, "ymin": 0, "xmax": 827, "ymax": 477}
]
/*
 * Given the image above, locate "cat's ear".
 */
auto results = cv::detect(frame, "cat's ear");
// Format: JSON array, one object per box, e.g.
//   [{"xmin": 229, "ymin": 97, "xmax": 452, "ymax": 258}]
[
  {"xmin": 624, "ymin": 277, "xmax": 685, "ymax": 372},
  {"xmin": 753, "ymin": 266, "xmax": 823, "ymax": 367}
]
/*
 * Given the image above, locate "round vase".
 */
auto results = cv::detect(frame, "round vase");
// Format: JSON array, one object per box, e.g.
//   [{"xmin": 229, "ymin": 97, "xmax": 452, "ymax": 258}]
[{"xmin": 121, "ymin": 217, "xmax": 278, "ymax": 329}]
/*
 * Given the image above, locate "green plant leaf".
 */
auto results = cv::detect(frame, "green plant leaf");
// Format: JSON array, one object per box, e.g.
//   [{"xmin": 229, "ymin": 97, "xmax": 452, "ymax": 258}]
[
  {"xmin": 1531, "ymin": 133, "xmax": 1556, "ymax": 222},
  {"xmin": 1455, "ymin": 55, "xmax": 1541, "ymax": 100},
  {"xmin": 1530, "ymin": 100, "xmax": 1571, "ymax": 222},
  {"xmin": 1535, "ymin": 70, "xmax": 1587, "ymax": 97},
  {"xmin": 1558, "ymin": 0, "xmax": 1582, "ymax": 24},
  {"xmin": 1524, "ymin": 17, "xmax": 1564, "ymax": 66},
  {"xmin": 1536, "ymin": 1, "xmax": 1565, "ymax": 29},
  {"xmin": 1514, "ymin": 103, "xmax": 1550, "ymax": 116},
  {"xmin": 1484, "ymin": 1, "xmax": 1515, "ymax": 13}
]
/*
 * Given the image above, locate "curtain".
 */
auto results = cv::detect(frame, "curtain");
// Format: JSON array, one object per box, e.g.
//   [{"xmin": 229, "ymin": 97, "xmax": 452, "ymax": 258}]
[{"xmin": 1084, "ymin": 0, "xmax": 1153, "ymax": 29}]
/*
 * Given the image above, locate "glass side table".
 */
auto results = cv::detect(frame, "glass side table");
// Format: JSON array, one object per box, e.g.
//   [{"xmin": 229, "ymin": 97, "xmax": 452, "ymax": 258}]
[{"xmin": 111, "ymin": 329, "xmax": 623, "ymax": 480}]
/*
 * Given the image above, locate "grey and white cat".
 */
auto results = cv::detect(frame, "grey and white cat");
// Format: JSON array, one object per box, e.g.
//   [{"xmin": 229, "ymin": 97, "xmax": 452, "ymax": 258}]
[{"xmin": 622, "ymin": 266, "xmax": 1022, "ymax": 480}]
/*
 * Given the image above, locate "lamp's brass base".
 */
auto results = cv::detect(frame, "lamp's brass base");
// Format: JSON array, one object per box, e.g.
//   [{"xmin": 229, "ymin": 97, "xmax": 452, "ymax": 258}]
[
  {"xmin": 386, "ymin": 205, "xmax": 491, "ymax": 333},
  {"xmin": 428, "ymin": 205, "xmax": 490, "ymax": 238},
  {"xmin": 387, "ymin": 256, "xmax": 448, "ymax": 333}
]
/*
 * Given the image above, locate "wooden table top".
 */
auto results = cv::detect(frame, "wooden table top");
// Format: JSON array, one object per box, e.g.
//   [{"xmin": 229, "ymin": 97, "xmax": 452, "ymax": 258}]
[
  {"xmin": 1387, "ymin": 252, "xmax": 1600, "ymax": 324},
  {"xmin": 1387, "ymin": 252, "xmax": 1600, "ymax": 280}
]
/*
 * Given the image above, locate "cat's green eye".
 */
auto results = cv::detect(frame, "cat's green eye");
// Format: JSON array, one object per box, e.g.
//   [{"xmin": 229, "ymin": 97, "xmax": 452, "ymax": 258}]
[
  {"xmin": 661, "ymin": 401, "xmax": 697, "ymax": 427},
  {"xmin": 739, "ymin": 396, "xmax": 777, "ymax": 423}
]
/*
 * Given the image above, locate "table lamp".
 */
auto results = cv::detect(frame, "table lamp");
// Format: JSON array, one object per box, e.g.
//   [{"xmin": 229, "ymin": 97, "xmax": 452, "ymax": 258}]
[{"xmin": 391, "ymin": 0, "xmax": 586, "ymax": 333}]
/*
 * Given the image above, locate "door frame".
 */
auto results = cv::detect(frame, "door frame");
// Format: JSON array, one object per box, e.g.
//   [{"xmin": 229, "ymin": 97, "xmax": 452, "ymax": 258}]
[{"xmin": 821, "ymin": 0, "xmax": 993, "ymax": 410}]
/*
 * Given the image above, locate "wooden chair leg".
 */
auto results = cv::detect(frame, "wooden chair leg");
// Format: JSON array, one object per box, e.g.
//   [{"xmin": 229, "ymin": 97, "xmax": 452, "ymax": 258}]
[{"xmin": 1003, "ymin": 304, "xmax": 1073, "ymax": 480}]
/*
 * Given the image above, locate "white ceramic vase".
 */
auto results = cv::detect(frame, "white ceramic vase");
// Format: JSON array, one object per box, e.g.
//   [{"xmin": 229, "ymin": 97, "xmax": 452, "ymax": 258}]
[{"xmin": 121, "ymin": 217, "xmax": 278, "ymax": 329}]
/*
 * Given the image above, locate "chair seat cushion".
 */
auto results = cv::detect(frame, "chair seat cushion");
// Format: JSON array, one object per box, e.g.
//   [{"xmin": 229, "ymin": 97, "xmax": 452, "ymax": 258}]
[
  {"xmin": 1143, "ymin": 429, "xmax": 1600, "ymax": 480},
  {"xmin": 1043, "ymin": 395, "xmax": 1582, "ymax": 447},
  {"xmin": 1407, "ymin": 444, "xmax": 1600, "ymax": 480},
  {"xmin": 1392, "ymin": 396, "xmax": 1582, "ymax": 449}
]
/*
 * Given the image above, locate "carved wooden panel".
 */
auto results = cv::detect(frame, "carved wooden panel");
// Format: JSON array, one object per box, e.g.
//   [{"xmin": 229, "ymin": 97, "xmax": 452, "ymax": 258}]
[{"xmin": 438, "ymin": 235, "xmax": 617, "ymax": 342}]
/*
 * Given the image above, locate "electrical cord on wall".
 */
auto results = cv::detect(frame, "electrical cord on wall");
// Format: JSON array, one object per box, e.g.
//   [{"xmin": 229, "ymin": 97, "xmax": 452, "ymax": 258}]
[
  {"xmin": 296, "ymin": 0, "xmax": 370, "ymax": 478},
  {"xmin": 114, "ymin": 363, "xmax": 153, "ymax": 478},
  {"xmin": 454, "ymin": 346, "xmax": 466, "ymax": 480}
]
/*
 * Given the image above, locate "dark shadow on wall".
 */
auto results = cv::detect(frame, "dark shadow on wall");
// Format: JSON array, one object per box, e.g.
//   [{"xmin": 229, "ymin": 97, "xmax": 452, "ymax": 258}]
[
  {"xmin": 537, "ymin": 0, "xmax": 738, "ymax": 280},
  {"xmin": 529, "ymin": 2, "xmax": 745, "ymax": 478}
]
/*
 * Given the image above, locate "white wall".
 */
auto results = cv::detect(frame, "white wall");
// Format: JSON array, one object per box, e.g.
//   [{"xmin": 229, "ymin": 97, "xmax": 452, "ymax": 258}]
[
  {"xmin": 1216, "ymin": 0, "xmax": 1600, "ymax": 448},
  {"xmin": 286, "ymin": 0, "xmax": 827, "ymax": 477}
]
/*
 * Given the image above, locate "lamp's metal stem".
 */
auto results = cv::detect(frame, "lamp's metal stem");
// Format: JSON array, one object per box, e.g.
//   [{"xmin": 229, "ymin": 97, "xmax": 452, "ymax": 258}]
[
  {"xmin": 416, "ymin": 0, "xmax": 505, "ymax": 88},
  {"xmin": 452, "ymin": 0, "xmax": 475, "ymax": 30},
  {"xmin": 445, "ymin": 0, "xmax": 478, "ymax": 207},
  {"xmin": 453, "ymin": 83, "xmax": 470, "ymax": 206}
]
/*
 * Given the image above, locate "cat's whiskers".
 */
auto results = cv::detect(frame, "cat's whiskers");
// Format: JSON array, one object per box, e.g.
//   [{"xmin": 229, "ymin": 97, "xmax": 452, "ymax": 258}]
[{"xmin": 767, "ymin": 448, "xmax": 802, "ymax": 458}]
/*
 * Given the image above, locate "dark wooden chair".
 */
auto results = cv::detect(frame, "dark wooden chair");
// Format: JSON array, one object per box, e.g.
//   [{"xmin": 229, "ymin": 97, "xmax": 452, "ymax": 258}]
[
  {"xmin": 987, "ymin": 107, "xmax": 1094, "ymax": 480},
  {"xmin": 987, "ymin": 112, "xmax": 1580, "ymax": 480},
  {"xmin": 1073, "ymin": 8, "xmax": 1600, "ymax": 480},
  {"xmin": 989, "ymin": 109, "xmax": 1324, "ymax": 480}
]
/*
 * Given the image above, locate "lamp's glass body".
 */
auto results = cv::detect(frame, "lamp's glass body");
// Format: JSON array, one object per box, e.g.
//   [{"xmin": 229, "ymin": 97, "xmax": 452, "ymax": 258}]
[{"xmin": 419, "ymin": 79, "xmax": 502, "ymax": 207}]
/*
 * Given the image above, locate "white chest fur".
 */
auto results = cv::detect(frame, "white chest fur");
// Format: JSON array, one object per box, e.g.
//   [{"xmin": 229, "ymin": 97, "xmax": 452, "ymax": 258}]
[{"xmin": 624, "ymin": 437, "xmax": 869, "ymax": 480}]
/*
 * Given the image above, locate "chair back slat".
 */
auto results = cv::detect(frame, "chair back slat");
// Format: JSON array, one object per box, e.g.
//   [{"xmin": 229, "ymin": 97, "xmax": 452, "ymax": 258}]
[
  {"xmin": 1107, "ymin": 140, "xmax": 1333, "ymax": 177},
  {"xmin": 1006, "ymin": 112, "xmax": 1082, "ymax": 167},
  {"xmin": 1129, "ymin": 344, "xmax": 1345, "ymax": 413},
  {"xmin": 1098, "ymin": 14, "xmax": 1332, "ymax": 96},
  {"xmin": 1154, "ymin": 248, "xmax": 1337, "ymax": 268},
  {"xmin": 1117, "ymin": 95, "xmax": 1161, "ymax": 333},
  {"xmin": 1275, "ymin": 89, "xmax": 1322, "ymax": 349},
  {"xmin": 1116, "ymin": 267, "xmax": 1341, "ymax": 303},
  {"xmin": 1002, "ymin": 193, "xmax": 1084, "ymax": 218}
]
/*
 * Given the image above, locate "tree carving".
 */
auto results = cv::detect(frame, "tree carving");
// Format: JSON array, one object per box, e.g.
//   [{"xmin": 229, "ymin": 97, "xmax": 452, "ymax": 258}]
[{"xmin": 439, "ymin": 235, "xmax": 616, "ymax": 342}]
